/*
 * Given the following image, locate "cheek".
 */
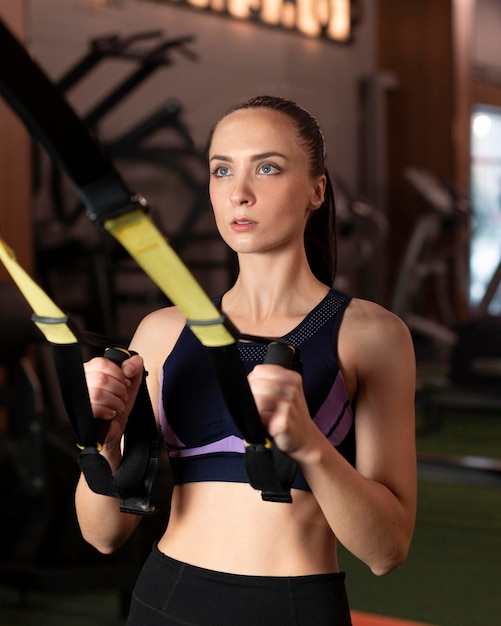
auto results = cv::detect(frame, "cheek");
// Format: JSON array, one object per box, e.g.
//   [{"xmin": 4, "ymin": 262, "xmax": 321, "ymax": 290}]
[
  {"xmin": 211, "ymin": 207, "xmax": 225, "ymax": 236},
  {"xmin": 281, "ymin": 185, "xmax": 313, "ymax": 219},
  {"xmin": 209, "ymin": 195, "xmax": 230, "ymax": 239},
  {"xmin": 209, "ymin": 184, "xmax": 224, "ymax": 217}
]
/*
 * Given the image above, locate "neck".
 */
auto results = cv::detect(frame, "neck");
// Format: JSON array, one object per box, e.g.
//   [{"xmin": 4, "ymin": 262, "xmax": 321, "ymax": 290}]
[{"xmin": 223, "ymin": 250, "xmax": 329, "ymax": 328}]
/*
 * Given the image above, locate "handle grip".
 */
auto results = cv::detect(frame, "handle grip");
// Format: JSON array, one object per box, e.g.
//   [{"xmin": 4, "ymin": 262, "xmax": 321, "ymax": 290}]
[
  {"xmin": 264, "ymin": 341, "xmax": 297, "ymax": 370},
  {"xmin": 104, "ymin": 346, "xmax": 135, "ymax": 365}
]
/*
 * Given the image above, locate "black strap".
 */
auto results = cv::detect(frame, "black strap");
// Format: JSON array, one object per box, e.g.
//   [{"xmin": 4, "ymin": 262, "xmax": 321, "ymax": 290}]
[
  {"xmin": 244, "ymin": 444, "xmax": 298, "ymax": 504},
  {"xmin": 52, "ymin": 345, "xmax": 158, "ymax": 514},
  {"xmin": 209, "ymin": 341, "xmax": 299, "ymax": 503},
  {"xmin": 0, "ymin": 19, "xmax": 135, "ymax": 224}
]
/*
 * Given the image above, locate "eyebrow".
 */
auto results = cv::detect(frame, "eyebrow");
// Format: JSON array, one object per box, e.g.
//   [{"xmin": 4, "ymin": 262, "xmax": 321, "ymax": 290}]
[{"xmin": 209, "ymin": 151, "xmax": 289, "ymax": 162}]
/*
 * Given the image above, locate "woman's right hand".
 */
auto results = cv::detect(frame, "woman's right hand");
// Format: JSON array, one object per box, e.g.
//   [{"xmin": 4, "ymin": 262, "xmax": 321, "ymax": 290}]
[{"xmin": 83, "ymin": 354, "xmax": 144, "ymax": 464}]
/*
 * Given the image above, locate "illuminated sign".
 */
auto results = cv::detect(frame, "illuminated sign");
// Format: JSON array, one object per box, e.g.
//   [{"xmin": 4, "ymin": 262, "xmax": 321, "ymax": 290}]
[{"xmin": 146, "ymin": 0, "xmax": 359, "ymax": 43}]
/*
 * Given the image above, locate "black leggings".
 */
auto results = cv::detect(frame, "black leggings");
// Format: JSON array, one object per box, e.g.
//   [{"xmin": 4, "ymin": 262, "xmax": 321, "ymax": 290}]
[{"xmin": 126, "ymin": 544, "xmax": 352, "ymax": 625}]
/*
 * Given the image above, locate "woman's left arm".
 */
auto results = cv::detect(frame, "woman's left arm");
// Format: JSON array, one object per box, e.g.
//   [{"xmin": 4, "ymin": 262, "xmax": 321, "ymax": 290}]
[{"xmin": 249, "ymin": 301, "xmax": 417, "ymax": 576}]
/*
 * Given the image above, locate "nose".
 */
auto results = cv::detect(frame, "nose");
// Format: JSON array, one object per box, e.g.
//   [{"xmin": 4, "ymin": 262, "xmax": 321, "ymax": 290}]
[{"xmin": 230, "ymin": 173, "xmax": 255, "ymax": 206}]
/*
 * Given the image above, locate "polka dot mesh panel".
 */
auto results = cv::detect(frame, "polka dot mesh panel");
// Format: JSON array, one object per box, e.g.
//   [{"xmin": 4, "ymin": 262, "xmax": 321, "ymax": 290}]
[{"xmin": 238, "ymin": 291, "xmax": 345, "ymax": 360}]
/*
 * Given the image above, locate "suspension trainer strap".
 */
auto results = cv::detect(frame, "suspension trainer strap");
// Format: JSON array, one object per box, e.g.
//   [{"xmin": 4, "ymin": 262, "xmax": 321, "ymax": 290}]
[
  {"xmin": 206, "ymin": 341, "xmax": 299, "ymax": 502},
  {"xmin": 0, "ymin": 239, "xmax": 158, "ymax": 514},
  {"xmin": 0, "ymin": 19, "xmax": 297, "ymax": 502},
  {"xmin": 73, "ymin": 346, "xmax": 159, "ymax": 514}
]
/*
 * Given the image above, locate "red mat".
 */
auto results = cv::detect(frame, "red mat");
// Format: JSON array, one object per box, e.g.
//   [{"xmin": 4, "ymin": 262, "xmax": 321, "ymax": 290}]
[{"xmin": 351, "ymin": 611, "xmax": 436, "ymax": 626}]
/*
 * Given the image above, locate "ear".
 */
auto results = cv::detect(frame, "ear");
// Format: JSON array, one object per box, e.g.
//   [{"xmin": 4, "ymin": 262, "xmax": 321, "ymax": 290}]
[{"xmin": 309, "ymin": 175, "xmax": 327, "ymax": 211}]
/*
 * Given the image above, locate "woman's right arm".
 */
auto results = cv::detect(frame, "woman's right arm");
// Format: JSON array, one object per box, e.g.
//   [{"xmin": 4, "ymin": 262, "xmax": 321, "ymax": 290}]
[
  {"xmin": 75, "ymin": 353, "xmax": 146, "ymax": 553},
  {"xmin": 75, "ymin": 306, "xmax": 186, "ymax": 554}
]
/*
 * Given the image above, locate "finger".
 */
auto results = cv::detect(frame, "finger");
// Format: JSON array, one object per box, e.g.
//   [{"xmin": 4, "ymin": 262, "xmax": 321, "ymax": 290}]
[
  {"xmin": 88, "ymin": 386, "xmax": 127, "ymax": 418},
  {"xmin": 84, "ymin": 357, "xmax": 128, "ymax": 386},
  {"xmin": 121, "ymin": 354, "xmax": 144, "ymax": 380},
  {"xmin": 121, "ymin": 355, "xmax": 145, "ymax": 394},
  {"xmin": 248, "ymin": 382, "xmax": 291, "ymax": 419},
  {"xmin": 248, "ymin": 364, "xmax": 300, "ymax": 386},
  {"xmin": 248, "ymin": 368, "xmax": 296, "ymax": 400},
  {"xmin": 85, "ymin": 367, "xmax": 129, "ymax": 400},
  {"xmin": 84, "ymin": 364, "xmax": 129, "ymax": 416}
]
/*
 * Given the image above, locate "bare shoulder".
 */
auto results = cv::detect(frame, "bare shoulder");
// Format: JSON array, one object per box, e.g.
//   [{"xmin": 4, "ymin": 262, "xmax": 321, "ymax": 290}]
[
  {"xmin": 343, "ymin": 297, "xmax": 412, "ymax": 343},
  {"xmin": 339, "ymin": 297, "xmax": 415, "ymax": 386},
  {"xmin": 130, "ymin": 305, "xmax": 186, "ymax": 380}
]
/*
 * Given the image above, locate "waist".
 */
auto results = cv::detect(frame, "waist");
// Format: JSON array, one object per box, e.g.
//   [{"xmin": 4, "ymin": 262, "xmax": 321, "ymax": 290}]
[
  {"xmin": 152, "ymin": 544, "xmax": 344, "ymax": 585},
  {"xmin": 158, "ymin": 482, "xmax": 339, "ymax": 576}
]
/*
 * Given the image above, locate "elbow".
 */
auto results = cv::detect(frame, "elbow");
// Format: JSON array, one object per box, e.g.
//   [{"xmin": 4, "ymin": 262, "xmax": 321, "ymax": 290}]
[
  {"xmin": 370, "ymin": 505, "xmax": 416, "ymax": 576},
  {"xmin": 368, "ymin": 534, "xmax": 413, "ymax": 577},
  {"xmin": 80, "ymin": 530, "xmax": 128, "ymax": 556},
  {"xmin": 370, "ymin": 551, "xmax": 407, "ymax": 577},
  {"xmin": 94, "ymin": 542, "xmax": 121, "ymax": 556}
]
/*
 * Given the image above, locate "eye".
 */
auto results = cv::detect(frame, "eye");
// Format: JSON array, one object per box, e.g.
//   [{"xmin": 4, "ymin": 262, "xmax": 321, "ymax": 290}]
[
  {"xmin": 258, "ymin": 162, "xmax": 279, "ymax": 175},
  {"xmin": 211, "ymin": 165, "xmax": 231, "ymax": 177}
]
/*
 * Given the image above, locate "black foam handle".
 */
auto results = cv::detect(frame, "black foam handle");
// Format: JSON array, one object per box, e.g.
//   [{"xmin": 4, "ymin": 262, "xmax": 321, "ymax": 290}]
[
  {"xmin": 263, "ymin": 342, "xmax": 296, "ymax": 368},
  {"xmin": 104, "ymin": 346, "xmax": 135, "ymax": 365}
]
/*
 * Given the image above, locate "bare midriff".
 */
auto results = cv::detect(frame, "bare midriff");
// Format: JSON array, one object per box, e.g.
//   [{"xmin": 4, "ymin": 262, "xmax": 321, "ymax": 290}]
[{"xmin": 157, "ymin": 481, "xmax": 339, "ymax": 576}]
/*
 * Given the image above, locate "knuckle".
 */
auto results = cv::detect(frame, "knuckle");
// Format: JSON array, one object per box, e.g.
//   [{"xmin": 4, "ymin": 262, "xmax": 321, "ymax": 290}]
[{"xmin": 93, "ymin": 370, "xmax": 109, "ymax": 388}]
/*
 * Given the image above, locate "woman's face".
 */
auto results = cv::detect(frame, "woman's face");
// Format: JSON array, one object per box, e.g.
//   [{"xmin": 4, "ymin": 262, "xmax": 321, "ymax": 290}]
[{"xmin": 208, "ymin": 108, "xmax": 325, "ymax": 256}]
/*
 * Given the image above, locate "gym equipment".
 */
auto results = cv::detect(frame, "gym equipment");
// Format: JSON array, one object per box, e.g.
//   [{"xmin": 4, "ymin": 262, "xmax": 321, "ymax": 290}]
[{"xmin": 391, "ymin": 167, "xmax": 501, "ymax": 484}]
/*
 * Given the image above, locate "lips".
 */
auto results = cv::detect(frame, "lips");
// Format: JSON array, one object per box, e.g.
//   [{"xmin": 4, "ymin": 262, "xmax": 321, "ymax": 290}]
[{"xmin": 231, "ymin": 217, "xmax": 256, "ymax": 231}]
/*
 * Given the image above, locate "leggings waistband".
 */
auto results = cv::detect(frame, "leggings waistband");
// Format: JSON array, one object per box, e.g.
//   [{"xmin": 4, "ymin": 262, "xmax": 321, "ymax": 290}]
[
  {"xmin": 127, "ymin": 544, "xmax": 352, "ymax": 626},
  {"xmin": 153, "ymin": 544, "xmax": 346, "ymax": 586}
]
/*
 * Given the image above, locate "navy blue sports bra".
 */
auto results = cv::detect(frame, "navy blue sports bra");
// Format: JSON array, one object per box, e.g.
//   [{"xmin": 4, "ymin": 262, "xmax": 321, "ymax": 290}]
[{"xmin": 159, "ymin": 289, "xmax": 355, "ymax": 492}]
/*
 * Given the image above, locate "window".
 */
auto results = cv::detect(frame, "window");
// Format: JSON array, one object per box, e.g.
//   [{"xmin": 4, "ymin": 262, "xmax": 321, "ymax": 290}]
[{"xmin": 470, "ymin": 104, "xmax": 501, "ymax": 313}]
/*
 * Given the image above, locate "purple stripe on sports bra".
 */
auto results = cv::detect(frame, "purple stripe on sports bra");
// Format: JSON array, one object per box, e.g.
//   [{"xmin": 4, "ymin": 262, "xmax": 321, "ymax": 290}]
[
  {"xmin": 313, "ymin": 372, "xmax": 354, "ymax": 446},
  {"xmin": 168, "ymin": 435, "xmax": 246, "ymax": 458}
]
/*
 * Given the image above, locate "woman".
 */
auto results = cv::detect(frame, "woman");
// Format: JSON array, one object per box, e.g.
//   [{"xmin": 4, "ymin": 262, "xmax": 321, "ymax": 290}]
[{"xmin": 76, "ymin": 96, "xmax": 417, "ymax": 625}]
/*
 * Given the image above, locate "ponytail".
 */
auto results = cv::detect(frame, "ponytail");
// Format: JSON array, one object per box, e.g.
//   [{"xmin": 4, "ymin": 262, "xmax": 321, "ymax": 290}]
[{"xmin": 305, "ymin": 170, "xmax": 337, "ymax": 286}]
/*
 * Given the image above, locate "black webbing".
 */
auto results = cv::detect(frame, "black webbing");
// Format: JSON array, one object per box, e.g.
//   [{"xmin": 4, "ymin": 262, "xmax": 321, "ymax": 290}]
[
  {"xmin": 0, "ymin": 19, "xmax": 135, "ymax": 224},
  {"xmin": 208, "ymin": 341, "xmax": 299, "ymax": 503},
  {"xmin": 52, "ymin": 345, "xmax": 158, "ymax": 514},
  {"xmin": 52, "ymin": 343, "xmax": 100, "ymax": 448},
  {"xmin": 207, "ymin": 343, "xmax": 268, "ymax": 445}
]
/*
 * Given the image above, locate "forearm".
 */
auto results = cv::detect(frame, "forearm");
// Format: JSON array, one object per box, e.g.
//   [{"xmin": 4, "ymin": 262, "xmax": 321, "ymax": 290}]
[
  {"xmin": 296, "ymin": 429, "xmax": 416, "ymax": 576},
  {"xmin": 75, "ymin": 444, "xmax": 141, "ymax": 554}
]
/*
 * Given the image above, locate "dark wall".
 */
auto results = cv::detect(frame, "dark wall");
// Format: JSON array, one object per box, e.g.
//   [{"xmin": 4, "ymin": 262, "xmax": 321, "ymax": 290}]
[{"xmin": 378, "ymin": 0, "xmax": 455, "ymax": 300}]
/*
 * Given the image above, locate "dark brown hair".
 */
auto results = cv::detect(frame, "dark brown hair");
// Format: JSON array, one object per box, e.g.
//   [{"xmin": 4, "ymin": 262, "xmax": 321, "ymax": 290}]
[{"xmin": 208, "ymin": 95, "xmax": 337, "ymax": 286}]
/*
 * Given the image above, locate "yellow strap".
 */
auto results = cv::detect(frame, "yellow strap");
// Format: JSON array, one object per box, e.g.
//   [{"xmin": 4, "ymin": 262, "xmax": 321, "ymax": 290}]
[
  {"xmin": 104, "ymin": 209, "xmax": 236, "ymax": 348},
  {"xmin": 1, "ymin": 209, "xmax": 236, "ymax": 348},
  {"xmin": 0, "ymin": 237, "xmax": 77, "ymax": 344}
]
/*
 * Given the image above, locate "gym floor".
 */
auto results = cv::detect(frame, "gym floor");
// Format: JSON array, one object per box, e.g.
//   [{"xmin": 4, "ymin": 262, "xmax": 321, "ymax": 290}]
[{"xmin": 0, "ymin": 403, "xmax": 500, "ymax": 625}]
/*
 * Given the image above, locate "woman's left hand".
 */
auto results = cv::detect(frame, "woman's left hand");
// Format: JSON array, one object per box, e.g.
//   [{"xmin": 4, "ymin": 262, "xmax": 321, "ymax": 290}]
[{"xmin": 247, "ymin": 364, "xmax": 315, "ymax": 457}]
